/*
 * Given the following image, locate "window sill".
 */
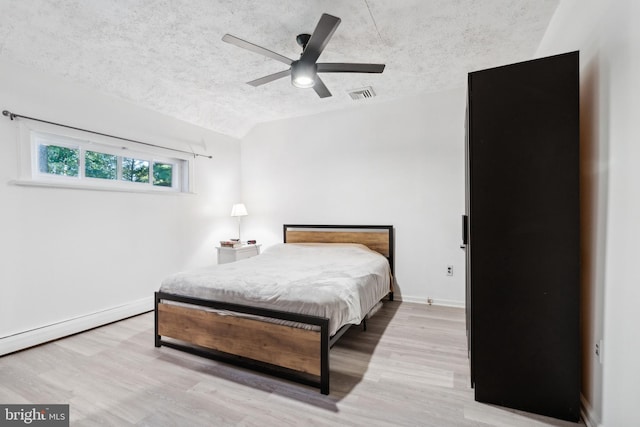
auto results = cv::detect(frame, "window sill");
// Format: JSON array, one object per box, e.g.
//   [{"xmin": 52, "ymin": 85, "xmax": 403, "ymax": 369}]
[{"xmin": 9, "ymin": 179, "xmax": 196, "ymax": 195}]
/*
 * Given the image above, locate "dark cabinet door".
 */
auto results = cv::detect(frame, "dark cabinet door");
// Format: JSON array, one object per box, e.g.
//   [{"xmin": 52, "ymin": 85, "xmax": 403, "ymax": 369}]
[{"xmin": 467, "ymin": 51, "xmax": 580, "ymax": 422}]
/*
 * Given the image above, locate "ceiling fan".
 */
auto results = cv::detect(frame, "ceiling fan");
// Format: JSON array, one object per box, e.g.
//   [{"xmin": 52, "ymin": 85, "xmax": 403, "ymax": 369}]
[{"xmin": 222, "ymin": 13, "xmax": 385, "ymax": 98}]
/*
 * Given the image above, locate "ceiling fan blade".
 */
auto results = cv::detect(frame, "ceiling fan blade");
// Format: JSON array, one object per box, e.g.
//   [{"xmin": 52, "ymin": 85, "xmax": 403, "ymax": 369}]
[
  {"xmin": 317, "ymin": 63, "xmax": 385, "ymax": 73},
  {"xmin": 312, "ymin": 76, "xmax": 332, "ymax": 98},
  {"xmin": 222, "ymin": 34, "xmax": 293, "ymax": 66},
  {"xmin": 247, "ymin": 69, "xmax": 291, "ymax": 87},
  {"xmin": 301, "ymin": 14, "xmax": 341, "ymax": 64}
]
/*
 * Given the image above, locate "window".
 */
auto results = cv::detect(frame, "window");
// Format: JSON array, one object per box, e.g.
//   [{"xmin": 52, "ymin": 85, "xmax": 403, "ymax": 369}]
[
  {"xmin": 152, "ymin": 162, "xmax": 173, "ymax": 187},
  {"xmin": 27, "ymin": 131, "xmax": 190, "ymax": 193},
  {"xmin": 38, "ymin": 144, "xmax": 79, "ymax": 177},
  {"xmin": 86, "ymin": 151, "xmax": 117, "ymax": 180},
  {"xmin": 121, "ymin": 157, "xmax": 150, "ymax": 183}
]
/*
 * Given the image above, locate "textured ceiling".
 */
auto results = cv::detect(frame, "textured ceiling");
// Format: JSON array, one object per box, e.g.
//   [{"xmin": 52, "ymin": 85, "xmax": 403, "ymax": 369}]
[{"xmin": 0, "ymin": 0, "xmax": 559, "ymax": 138}]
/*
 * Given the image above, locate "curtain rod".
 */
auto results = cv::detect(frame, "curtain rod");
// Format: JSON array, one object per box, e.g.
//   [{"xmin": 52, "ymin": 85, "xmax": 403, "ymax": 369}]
[{"xmin": 2, "ymin": 109, "xmax": 213, "ymax": 159}]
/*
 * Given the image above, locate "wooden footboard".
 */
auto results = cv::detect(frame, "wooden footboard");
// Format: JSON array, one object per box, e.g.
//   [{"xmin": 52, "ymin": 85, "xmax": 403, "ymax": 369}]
[
  {"xmin": 157, "ymin": 302, "xmax": 322, "ymax": 375},
  {"xmin": 155, "ymin": 292, "xmax": 331, "ymax": 394}
]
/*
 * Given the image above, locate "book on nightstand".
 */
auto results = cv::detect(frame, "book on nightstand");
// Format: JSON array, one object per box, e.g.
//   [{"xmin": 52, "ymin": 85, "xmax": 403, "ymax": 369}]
[{"xmin": 220, "ymin": 240, "xmax": 242, "ymax": 248}]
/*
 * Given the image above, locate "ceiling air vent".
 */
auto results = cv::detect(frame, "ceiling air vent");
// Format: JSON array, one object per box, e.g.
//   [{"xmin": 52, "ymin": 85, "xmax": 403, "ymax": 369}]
[{"xmin": 348, "ymin": 86, "xmax": 376, "ymax": 100}]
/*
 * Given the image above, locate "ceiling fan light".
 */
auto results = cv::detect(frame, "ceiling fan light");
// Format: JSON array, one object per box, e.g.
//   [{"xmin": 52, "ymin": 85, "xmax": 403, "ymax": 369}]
[
  {"xmin": 291, "ymin": 60, "xmax": 317, "ymax": 88},
  {"xmin": 292, "ymin": 75, "xmax": 315, "ymax": 88}
]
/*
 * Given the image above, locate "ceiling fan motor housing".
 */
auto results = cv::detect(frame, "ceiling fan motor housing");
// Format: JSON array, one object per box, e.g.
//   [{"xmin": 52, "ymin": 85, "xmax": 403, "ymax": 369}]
[{"xmin": 291, "ymin": 60, "xmax": 317, "ymax": 88}]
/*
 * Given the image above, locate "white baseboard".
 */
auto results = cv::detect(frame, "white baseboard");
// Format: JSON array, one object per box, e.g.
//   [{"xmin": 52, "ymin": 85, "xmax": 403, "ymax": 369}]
[
  {"xmin": 581, "ymin": 393, "xmax": 602, "ymax": 427},
  {"xmin": 396, "ymin": 295, "xmax": 465, "ymax": 308},
  {"xmin": 0, "ymin": 297, "xmax": 153, "ymax": 356}
]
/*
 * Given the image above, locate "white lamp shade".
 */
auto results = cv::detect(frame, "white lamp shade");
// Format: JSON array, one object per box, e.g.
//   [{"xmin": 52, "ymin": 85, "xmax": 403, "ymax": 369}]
[{"xmin": 230, "ymin": 203, "xmax": 248, "ymax": 217}]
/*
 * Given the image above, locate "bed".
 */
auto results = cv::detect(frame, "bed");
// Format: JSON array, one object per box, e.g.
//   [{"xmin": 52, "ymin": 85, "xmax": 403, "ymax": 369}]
[{"xmin": 154, "ymin": 224, "xmax": 394, "ymax": 394}]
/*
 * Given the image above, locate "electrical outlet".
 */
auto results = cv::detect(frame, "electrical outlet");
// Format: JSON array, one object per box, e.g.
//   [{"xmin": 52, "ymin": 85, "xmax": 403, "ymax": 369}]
[{"xmin": 447, "ymin": 265, "xmax": 454, "ymax": 276}]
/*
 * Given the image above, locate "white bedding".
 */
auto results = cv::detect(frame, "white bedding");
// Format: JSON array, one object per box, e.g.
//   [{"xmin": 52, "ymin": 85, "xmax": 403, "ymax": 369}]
[{"xmin": 160, "ymin": 243, "xmax": 391, "ymax": 336}]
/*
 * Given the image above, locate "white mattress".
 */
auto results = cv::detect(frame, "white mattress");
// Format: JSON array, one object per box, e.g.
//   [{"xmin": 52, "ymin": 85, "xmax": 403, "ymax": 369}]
[{"xmin": 160, "ymin": 243, "xmax": 391, "ymax": 336}]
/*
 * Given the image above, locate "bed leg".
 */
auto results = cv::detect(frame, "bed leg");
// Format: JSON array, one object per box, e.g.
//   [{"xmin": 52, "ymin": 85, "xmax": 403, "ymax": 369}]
[
  {"xmin": 389, "ymin": 291, "xmax": 394, "ymax": 301},
  {"xmin": 321, "ymin": 377, "xmax": 329, "ymax": 395},
  {"xmin": 362, "ymin": 318, "xmax": 367, "ymax": 332},
  {"xmin": 154, "ymin": 292, "xmax": 161, "ymax": 347},
  {"xmin": 320, "ymin": 319, "xmax": 330, "ymax": 395}
]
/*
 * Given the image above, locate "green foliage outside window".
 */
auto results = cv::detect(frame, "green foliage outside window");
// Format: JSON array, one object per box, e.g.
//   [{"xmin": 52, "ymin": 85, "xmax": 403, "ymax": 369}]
[
  {"xmin": 36, "ymin": 139, "xmax": 179, "ymax": 190},
  {"xmin": 85, "ymin": 151, "xmax": 117, "ymax": 180},
  {"xmin": 38, "ymin": 144, "xmax": 79, "ymax": 176},
  {"xmin": 122, "ymin": 157, "xmax": 149, "ymax": 183},
  {"xmin": 153, "ymin": 162, "xmax": 173, "ymax": 187}
]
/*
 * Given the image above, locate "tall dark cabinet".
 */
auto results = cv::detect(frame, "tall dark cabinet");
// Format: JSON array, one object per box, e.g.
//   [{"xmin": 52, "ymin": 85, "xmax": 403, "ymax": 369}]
[{"xmin": 464, "ymin": 51, "xmax": 580, "ymax": 422}]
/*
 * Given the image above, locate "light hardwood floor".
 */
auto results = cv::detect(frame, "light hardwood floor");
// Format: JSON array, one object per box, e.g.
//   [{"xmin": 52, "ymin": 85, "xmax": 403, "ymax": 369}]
[{"xmin": 0, "ymin": 302, "xmax": 583, "ymax": 426}]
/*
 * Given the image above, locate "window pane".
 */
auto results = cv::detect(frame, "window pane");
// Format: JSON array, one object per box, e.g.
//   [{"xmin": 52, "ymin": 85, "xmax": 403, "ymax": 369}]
[
  {"xmin": 153, "ymin": 162, "xmax": 173, "ymax": 187},
  {"xmin": 85, "ymin": 151, "xmax": 117, "ymax": 180},
  {"xmin": 38, "ymin": 144, "xmax": 79, "ymax": 176},
  {"xmin": 122, "ymin": 157, "xmax": 149, "ymax": 183}
]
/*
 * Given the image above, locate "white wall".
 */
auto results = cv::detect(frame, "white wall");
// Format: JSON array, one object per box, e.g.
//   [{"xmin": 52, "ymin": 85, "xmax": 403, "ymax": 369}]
[
  {"xmin": 0, "ymin": 59, "xmax": 241, "ymax": 354},
  {"xmin": 241, "ymin": 89, "xmax": 467, "ymax": 305},
  {"xmin": 537, "ymin": 1, "xmax": 640, "ymax": 426}
]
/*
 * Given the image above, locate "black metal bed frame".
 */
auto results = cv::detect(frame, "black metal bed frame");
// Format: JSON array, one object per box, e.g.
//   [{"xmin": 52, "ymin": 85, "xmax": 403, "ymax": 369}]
[{"xmin": 155, "ymin": 224, "xmax": 394, "ymax": 394}]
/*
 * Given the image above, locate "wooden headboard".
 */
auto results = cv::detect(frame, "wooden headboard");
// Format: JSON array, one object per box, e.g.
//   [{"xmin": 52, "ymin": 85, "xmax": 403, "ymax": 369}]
[{"xmin": 283, "ymin": 224, "xmax": 395, "ymax": 275}]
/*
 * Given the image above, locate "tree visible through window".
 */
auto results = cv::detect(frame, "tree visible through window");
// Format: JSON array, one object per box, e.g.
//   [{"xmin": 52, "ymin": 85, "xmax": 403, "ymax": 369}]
[
  {"xmin": 122, "ymin": 157, "xmax": 149, "ymax": 183},
  {"xmin": 38, "ymin": 144, "xmax": 79, "ymax": 176},
  {"xmin": 85, "ymin": 151, "xmax": 117, "ymax": 180},
  {"xmin": 32, "ymin": 132, "xmax": 185, "ymax": 192},
  {"xmin": 153, "ymin": 162, "xmax": 173, "ymax": 187}
]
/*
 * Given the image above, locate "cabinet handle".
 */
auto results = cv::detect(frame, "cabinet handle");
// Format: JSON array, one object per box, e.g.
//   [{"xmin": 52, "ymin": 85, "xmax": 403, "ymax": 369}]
[{"xmin": 462, "ymin": 214, "xmax": 469, "ymax": 245}]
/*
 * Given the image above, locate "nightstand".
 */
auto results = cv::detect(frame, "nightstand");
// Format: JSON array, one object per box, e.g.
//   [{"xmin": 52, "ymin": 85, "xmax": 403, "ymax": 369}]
[{"xmin": 216, "ymin": 244, "xmax": 261, "ymax": 264}]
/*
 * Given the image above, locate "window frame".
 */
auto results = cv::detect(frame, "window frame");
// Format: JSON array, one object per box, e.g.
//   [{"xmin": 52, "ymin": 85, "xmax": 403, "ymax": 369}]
[{"xmin": 16, "ymin": 121, "xmax": 194, "ymax": 194}]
